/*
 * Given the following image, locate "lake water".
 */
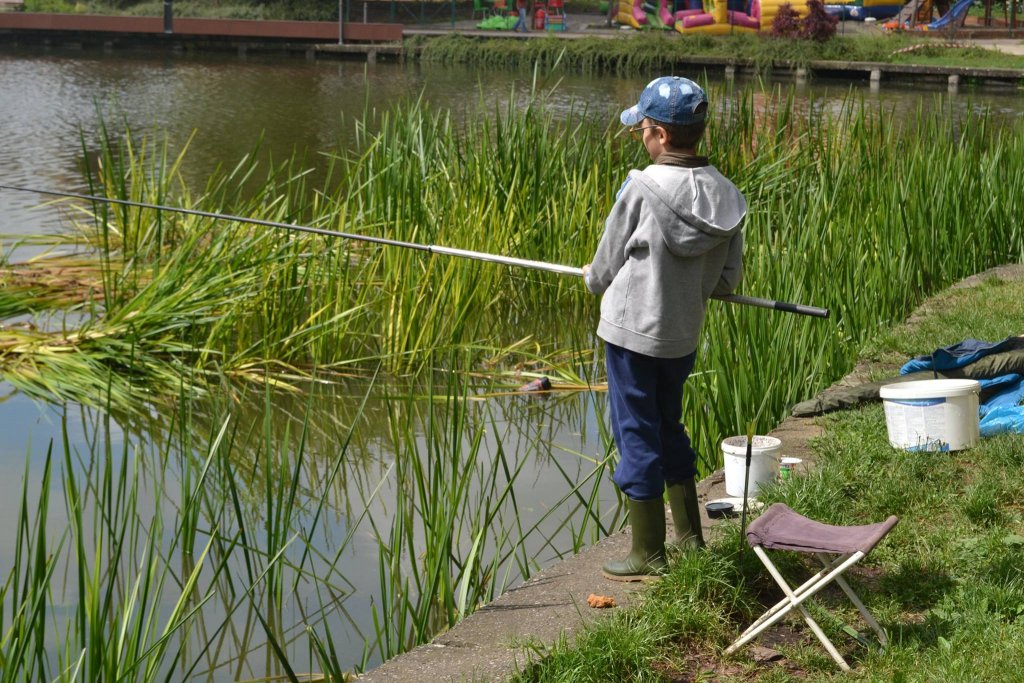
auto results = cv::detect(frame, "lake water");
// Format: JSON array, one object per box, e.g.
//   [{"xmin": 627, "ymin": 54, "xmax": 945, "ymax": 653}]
[{"xmin": 2, "ymin": 46, "xmax": 1023, "ymax": 679}]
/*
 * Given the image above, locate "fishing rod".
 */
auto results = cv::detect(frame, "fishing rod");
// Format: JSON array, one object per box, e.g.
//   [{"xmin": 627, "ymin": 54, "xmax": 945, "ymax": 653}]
[{"xmin": 0, "ymin": 184, "xmax": 830, "ymax": 319}]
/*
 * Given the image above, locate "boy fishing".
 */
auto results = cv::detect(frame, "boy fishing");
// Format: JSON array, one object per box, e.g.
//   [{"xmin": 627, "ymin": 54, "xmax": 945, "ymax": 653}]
[{"xmin": 583, "ymin": 76, "xmax": 746, "ymax": 581}]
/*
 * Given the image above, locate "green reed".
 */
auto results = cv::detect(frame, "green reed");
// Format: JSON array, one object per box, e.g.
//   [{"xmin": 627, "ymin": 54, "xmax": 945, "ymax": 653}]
[
  {"xmin": 0, "ymin": 371, "xmax": 614, "ymax": 679},
  {"xmin": 366, "ymin": 367, "xmax": 615, "ymax": 662},
  {"xmin": 4, "ymin": 82, "xmax": 1024, "ymax": 680},
  {"xmin": 4, "ymin": 85, "xmax": 1024, "ymax": 467}
]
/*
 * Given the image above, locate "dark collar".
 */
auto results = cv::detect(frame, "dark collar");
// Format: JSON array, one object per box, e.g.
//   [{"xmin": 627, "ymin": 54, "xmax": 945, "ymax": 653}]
[{"xmin": 654, "ymin": 151, "xmax": 710, "ymax": 168}]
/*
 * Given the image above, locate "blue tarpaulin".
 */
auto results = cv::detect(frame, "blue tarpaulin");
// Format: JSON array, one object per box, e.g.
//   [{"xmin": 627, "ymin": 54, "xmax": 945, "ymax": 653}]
[{"xmin": 900, "ymin": 337, "xmax": 1024, "ymax": 437}]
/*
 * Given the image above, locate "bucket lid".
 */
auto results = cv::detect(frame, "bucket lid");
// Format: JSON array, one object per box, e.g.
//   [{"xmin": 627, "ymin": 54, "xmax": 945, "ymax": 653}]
[
  {"xmin": 879, "ymin": 379, "xmax": 980, "ymax": 399},
  {"xmin": 721, "ymin": 435, "xmax": 782, "ymax": 455},
  {"xmin": 705, "ymin": 501, "xmax": 734, "ymax": 518}
]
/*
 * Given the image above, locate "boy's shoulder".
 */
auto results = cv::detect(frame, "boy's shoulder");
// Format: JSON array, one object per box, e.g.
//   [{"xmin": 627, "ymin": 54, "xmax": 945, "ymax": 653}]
[{"xmin": 644, "ymin": 163, "xmax": 739, "ymax": 188}]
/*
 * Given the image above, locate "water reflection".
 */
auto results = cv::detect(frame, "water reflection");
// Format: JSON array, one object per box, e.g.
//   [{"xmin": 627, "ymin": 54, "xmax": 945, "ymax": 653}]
[
  {"xmin": 0, "ymin": 373, "xmax": 616, "ymax": 678},
  {"xmin": 3, "ymin": 48, "xmax": 1022, "ymax": 251}
]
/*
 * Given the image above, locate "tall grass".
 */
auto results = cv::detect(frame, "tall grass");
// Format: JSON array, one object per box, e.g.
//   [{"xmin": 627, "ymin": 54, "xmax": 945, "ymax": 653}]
[
  {"xmin": 9, "ymin": 84, "xmax": 1019, "ymax": 468},
  {"xmin": 366, "ymin": 366, "xmax": 616, "ymax": 661},
  {"xmin": 3, "ymin": 85, "xmax": 1024, "ymax": 467},
  {"xmin": 410, "ymin": 34, "xmax": 1024, "ymax": 72}
]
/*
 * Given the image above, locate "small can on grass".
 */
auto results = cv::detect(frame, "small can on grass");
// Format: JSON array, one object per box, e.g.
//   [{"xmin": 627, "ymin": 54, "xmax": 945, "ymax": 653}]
[{"xmin": 779, "ymin": 457, "xmax": 802, "ymax": 481}]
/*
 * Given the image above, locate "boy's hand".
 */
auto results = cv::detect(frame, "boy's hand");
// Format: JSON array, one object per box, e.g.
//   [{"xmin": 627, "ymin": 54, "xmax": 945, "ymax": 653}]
[{"xmin": 582, "ymin": 264, "xmax": 591, "ymax": 277}]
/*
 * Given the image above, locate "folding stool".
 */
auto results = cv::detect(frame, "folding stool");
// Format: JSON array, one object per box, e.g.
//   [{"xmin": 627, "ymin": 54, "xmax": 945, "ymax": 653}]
[{"xmin": 726, "ymin": 503, "xmax": 899, "ymax": 671}]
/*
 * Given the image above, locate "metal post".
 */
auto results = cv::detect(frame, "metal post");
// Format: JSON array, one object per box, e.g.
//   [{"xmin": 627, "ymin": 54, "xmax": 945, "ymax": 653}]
[
  {"xmin": 338, "ymin": 0, "xmax": 345, "ymax": 44},
  {"xmin": 163, "ymin": 0, "xmax": 173, "ymax": 34}
]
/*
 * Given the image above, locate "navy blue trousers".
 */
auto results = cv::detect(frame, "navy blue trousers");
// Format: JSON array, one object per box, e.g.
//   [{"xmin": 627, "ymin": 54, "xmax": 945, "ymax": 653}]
[{"xmin": 606, "ymin": 342, "xmax": 698, "ymax": 501}]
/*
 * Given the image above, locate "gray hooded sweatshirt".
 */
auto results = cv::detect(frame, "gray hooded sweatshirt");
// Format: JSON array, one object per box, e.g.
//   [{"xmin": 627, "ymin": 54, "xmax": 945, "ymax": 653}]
[{"xmin": 584, "ymin": 163, "xmax": 745, "ymax": 359}]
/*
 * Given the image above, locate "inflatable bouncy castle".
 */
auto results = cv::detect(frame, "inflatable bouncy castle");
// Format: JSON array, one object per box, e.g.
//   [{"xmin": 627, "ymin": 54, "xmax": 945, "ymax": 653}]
[
  {"xmin": 616, "ymin": 0, "xmax": 675, "ymax": 29},
  {"xmin": 753, "ymin": 0, "xmax": 811, "ymax": 28},
  {"xmin": 616, "ymin": 0, "xmax": 809, "ymax": 33}
]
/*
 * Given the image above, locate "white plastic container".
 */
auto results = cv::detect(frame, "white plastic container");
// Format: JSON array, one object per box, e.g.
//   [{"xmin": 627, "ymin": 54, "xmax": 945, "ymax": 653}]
[
  {"xmin": 879, "ymin": 379, "xmax": 980, "ymax": 451},
  {"xmin": 722, "ymin": 435, "xmax": 782, "ymax": 497}
]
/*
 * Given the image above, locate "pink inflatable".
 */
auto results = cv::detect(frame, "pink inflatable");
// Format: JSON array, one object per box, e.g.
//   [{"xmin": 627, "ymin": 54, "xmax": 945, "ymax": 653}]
[
  {"xmin": 727, "ymin": 9, "xmax": 760, "ymax": 27},
  {"xmin": 682, "ymin": 11, "xmax": 715, "ymax": 26},
  {"xmin": 673, "ymin": 7, "xmax": 706, "ymax": 19}
]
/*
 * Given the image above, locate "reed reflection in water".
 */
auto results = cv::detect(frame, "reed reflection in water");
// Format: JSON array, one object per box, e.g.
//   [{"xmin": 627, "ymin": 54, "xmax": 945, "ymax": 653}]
[{"xmin": 0, "ymin": 372, "xmax": 617, "ymax": 680}]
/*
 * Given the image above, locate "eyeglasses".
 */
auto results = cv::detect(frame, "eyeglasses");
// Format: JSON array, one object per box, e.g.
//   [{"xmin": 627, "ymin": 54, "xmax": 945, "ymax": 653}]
[{"xmin": 628, "ymin": 124, "xmax": 661, "ymax": 141}]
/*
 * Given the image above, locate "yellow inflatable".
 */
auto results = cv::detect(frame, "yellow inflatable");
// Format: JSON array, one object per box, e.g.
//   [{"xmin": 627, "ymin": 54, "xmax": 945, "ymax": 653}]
[
  {"xmin": 667, "ymin": 0, "xmax": 809, "ymax": 33},
  {"xmin": 758, "ymin": 0, "xmax": 809, "ymax": 28},
  {"xmin": 615, "ymin": 0, "xmax": 810, "ymax": 32},
  {"xmin": 617, "ymin": 0, "xmax": 645, "ymax": 29}
]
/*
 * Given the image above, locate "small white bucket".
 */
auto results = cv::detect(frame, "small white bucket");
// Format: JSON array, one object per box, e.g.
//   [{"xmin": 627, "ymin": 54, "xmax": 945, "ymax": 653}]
[
  {"xmin": 722, "ymin": 435, "xmax": 782, "ymax": 497},
  {"xmin": 879, "ymin": 379, "xmax": 980, "ymax": 451}
]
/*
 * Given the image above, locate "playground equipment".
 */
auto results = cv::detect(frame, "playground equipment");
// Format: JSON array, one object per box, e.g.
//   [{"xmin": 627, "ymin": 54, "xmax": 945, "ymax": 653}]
[
  {"xmin": 616, "ymin": 0, "xmax": 674, "ymax": 29},
  {"xmin": 616, "ymin": 0, "xmax": 809, "ymax": 32},
  {"xmin": 860, "ymin": 0, "xmax": 1015, "ymax": 26},
  {"xmin": 545, "ymin": 0, "xmax": 568, "ymax": 30},
  {"xmin": 927, "ymin": 0, "xmax": 974, "ymax": 27},
  {"xmin": 888, "ymin": 0, "xmax": 934, "ymax": 26},
  {"xmin": 753, "ymin": 0, "xmax": 811, "ymax": 29},
  {"xmin": 881, "ymin": 0, "xmax": 975, "ymax": 29},
  {"xmin": 824, "ymin": 0, "xmax": 902, "ymax": 20}
]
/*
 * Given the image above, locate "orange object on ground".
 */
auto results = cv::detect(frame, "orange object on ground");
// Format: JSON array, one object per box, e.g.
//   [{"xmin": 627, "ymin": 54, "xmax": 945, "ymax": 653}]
[{"xmin": 586, "ymin": 594, "xmax": 617, "ymax": 608}]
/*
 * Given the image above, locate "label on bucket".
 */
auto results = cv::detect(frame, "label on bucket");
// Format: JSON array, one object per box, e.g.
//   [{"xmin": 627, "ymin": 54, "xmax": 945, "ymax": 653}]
[
  {"xmin": 892, "ymin": 398, "xmax": 945, "ymax": 407},
  {"xmin": 884, "ymin": 397, "xmax": 950, "ymax": 451}
]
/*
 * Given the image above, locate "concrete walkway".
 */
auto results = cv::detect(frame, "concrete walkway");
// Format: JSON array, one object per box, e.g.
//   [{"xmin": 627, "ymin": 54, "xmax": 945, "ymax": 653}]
[
  {"xmin": 355, "ymin": 423, "xmax": 823, "ymax": 682},
  {"xmin": 970, "ymin": 38, "xmax": 1024, "ymax": 55},
  {"xmin": 357, "ymin": 262, "xmax": 1024, "ymax": 683}
]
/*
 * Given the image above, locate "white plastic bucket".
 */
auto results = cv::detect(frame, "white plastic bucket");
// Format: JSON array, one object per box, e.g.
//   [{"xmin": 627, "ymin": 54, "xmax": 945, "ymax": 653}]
[
  {"xmin": 721, "ymin": 435, "xmax": 782, "ymax": 497},
  {"xmin": 879, "ymin": 379, "xmax": 980, "ymax": 451}
]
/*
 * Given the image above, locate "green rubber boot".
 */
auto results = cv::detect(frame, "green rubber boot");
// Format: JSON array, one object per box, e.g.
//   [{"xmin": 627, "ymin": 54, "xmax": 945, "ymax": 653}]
[
  {"xmin": 666, "ymin": 478, "xmax": 705, "ymax": 551},
  {"xmin": 601, "ymin": 496, "xmax": 667, "ymax": 582}
]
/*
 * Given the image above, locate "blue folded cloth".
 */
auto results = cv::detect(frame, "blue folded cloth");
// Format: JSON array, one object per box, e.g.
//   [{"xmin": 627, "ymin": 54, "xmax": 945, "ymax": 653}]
[
  {"xmin": 901, "ymin": 337, "xmax": 1024, "ymax": 437},
  {"xmin": 900, "ymin": 336, "xmax": 1023, "ymax": 374}
]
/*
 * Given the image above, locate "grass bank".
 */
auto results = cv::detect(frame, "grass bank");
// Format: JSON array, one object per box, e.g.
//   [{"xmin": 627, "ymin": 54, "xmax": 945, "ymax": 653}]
[
  {"xmin": 513, "ymin": 272, "xmax": 1024, "ymax": 681},
  {"xmin": 17, "ymin": 0, "xmax": 1024, "ymax": 71},
  {"xmin": 411, "ymin": 33, "xmax": 1024, "ymax": 71}
]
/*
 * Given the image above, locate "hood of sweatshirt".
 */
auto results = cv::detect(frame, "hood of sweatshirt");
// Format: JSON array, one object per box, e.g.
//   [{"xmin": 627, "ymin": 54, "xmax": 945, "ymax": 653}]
[{"xmin": 627, "ymin": 166, "xmax": 746, "ymax": 258}]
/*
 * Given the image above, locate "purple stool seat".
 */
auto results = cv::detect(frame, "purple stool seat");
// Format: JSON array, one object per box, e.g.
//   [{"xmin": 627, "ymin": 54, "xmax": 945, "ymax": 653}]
[
  {"xmin": 747, "ymin": 503, "xmax": 899, "ymax": 555},
  {"xmin": 728, "ymin": 503, "xmax": 899, "ymax": 671}
]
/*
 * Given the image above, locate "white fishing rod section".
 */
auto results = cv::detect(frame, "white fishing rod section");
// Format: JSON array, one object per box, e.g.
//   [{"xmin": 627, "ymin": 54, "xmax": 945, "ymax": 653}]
[{"xmin": 1, "ymin": 184, "xmax": 830, "ymax": 319}]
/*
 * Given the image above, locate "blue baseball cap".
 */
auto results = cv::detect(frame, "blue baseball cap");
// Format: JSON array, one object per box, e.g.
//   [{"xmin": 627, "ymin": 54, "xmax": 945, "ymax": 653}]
[{"xmin": 620, "ymin": 76, "xmax": 708, "ymax": 127}]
